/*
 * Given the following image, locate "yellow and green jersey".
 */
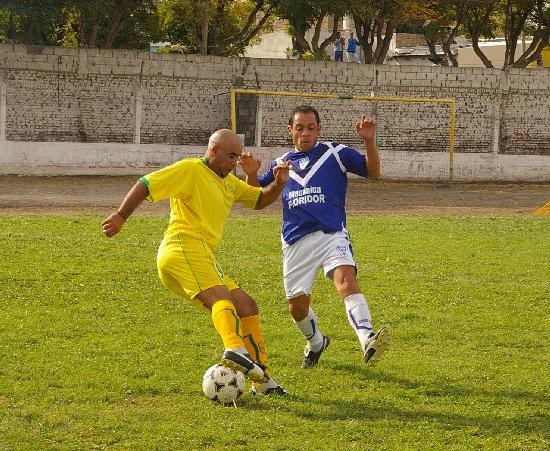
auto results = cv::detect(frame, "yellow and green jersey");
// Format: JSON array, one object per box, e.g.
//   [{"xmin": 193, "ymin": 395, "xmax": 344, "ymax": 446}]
[{"xmin": 140, "ymin": 158, "xmax": 261, "ymax": 252}]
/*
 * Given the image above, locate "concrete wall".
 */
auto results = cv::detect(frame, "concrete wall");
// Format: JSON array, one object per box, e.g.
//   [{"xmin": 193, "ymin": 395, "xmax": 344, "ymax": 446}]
[{"xmin": 0, "ymin": 44, "xmax": 549, "ymax": 182}]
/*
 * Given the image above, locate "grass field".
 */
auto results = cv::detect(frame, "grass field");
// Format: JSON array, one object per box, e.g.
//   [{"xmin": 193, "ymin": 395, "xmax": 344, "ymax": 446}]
[{"xmin": 1, "ymin": 214, "xmax": 548, "ymax": 449}]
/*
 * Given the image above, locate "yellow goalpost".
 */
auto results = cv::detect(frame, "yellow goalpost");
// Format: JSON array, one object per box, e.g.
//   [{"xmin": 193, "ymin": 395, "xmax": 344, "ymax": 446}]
[{"xmin": 230, "ymin": 88, "xmax": 456, "ymax": 184}]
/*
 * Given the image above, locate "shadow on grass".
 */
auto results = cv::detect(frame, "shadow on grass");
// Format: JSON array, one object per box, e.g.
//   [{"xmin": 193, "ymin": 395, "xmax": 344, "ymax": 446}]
[
  {"xmin": 268, "ymin": 363, "xmax": 550, "ymax": 438},
  {"xmin": 240, "ymin": 388, "xmax": 548, "ymax": 439},
  {"xmin": 332, "ymin": 361, "xmax": 549, "ymax": 404}
]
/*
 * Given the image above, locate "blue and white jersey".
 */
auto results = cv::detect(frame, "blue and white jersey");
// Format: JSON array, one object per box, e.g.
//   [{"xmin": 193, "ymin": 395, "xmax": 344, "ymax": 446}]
[{"xmin": 258, "ymin": 141, "xmax": 368, "ymax": 245}]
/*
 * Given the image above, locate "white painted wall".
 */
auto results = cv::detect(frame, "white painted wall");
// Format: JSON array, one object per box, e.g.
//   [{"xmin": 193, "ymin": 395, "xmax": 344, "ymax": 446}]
[
  {"xmin": 457, "ymin": 40, "xmax": 531, "ymax": 68},
  {"xmin": 1, "ymin": 141, "xmax": 548, "ymax": 182}
]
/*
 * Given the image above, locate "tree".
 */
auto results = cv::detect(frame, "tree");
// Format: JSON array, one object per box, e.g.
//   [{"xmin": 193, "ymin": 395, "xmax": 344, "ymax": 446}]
[
  {"xmin": 459, "ymin": 0, "xmax": 500, "ymax": 68},
  {"xmin": 0, "ymin": 0, "xmax": 158, "ymax": 48},
  {"xmin": 502, "ymin": 0, "xmax": 550, "ymax": 67},
  {"xmin": 273, "ymin": 0, "xmax": 347, "ymax": 58},
  {"xmin": 350, "ymin": 0, "xmax": 434, "ymax": 64},
  {"xmin": 104, "ymin": 0, "xmax": 135, "ymax": 48},
  {"xmin": 0, "ymin": 0, "xmax": 64, "ymax": 45},
  {"xmin": 158, "ymin": 0, "xmax": 274, "ymax": 56},
  {"xmin": 450, "ymin": 0, "xmax": 548, "ymax": 68}
]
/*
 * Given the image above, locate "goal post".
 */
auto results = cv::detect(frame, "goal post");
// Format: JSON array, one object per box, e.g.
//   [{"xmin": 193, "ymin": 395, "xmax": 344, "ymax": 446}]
[{"xmin": 230, "ymin": 88, "xmax": 456, "ymax": 184}]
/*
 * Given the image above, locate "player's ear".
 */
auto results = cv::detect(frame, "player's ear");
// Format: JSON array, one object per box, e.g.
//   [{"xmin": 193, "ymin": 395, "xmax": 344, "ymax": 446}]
[{"xmin": 287, "ymin": 124, "xmax": 292, "ymax": 135}]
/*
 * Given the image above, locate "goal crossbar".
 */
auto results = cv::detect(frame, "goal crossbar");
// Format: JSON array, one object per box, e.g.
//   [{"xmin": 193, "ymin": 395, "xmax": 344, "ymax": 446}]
[{"xmin": 230, "ymin": 88, "xmax": 456, "ymax": 184}]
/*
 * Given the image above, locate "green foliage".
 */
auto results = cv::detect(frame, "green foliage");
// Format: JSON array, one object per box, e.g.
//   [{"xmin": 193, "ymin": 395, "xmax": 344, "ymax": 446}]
[
  {"xmin": 55, "ymin": 4, "xmax": 81, "ymax": 47},
  {"xmin": 0, "ymin": 0, "xmax": 63, "ymax": 45},
  {"xmin": 0, "ymin": 9, "xmax": 14, "ymax": 43},
  {"xmin": 0, "ymin": 214, "xmax": 548, "ymax": 448},
  {"xmin": 299, "ymin": 49, "xmax": 331, "ymax": 60},
  {"xmin": 157, "ymin": 0, "xmax": 273, "ymax": 56},
  {"xmin": 157, "ymin": 42, "xmax": 189, "ymax": 53},
  {"xmin": 0, "ymin": 0, "xmax": 159, "ymax": 48}
]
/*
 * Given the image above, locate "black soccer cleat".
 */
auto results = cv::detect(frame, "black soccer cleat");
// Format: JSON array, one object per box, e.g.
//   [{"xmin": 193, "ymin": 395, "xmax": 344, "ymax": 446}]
[
  {"xmin": 221, "ymin": 350, "xmax": 268, "ymax": 383},
  {"xmin": 301, "ymin": 335, "xmax": 331, "ymax": 369}
]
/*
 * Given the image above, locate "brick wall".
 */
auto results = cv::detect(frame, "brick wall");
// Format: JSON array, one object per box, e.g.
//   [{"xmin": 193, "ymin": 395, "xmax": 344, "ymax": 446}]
[{"xmin": 0, "ymin": 44, "xmax": 549, "ymax": 158}]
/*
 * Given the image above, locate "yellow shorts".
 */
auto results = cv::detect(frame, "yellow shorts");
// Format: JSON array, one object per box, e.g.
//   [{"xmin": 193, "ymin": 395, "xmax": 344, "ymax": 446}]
[{"xmin": 156, "ymin": 231, "xmax": 239, "ymax": 311}]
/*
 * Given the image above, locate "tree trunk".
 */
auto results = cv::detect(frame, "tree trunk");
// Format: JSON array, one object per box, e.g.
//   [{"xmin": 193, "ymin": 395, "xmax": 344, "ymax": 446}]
[
  {"xmin": 221, "ymin": 0, "xmax": 274, "ymax": 54},
  {"xmin": 86, "ymin": 0, "xmax": 100, "ymax": 47},
  {"xmin": 511, "ymin": 29, "xmax": 550, "ymax": 67},
  {"xmin": 23, "ymin": 13, "xmax": 42, "ymax": 45},
  {"xmin": 290, "ymin": 18, "xmax": 311, "ymax": 53},
  {"xmin": 295, "ymin": 33, "xmax": 312, "ymax": 53},
  {"xmin": 443, "ymin": 25, "xmax": 459, "ymax": 67},
  {"xmin": 235, "ymin": 5, "xmax": 274, "ymax": 51},
  {"xmin": 471, "ymin": 36, "xmax": 494, "ymax": 68},
  {"xmin": 374, "ymin": 20, "xmax": 395, "ymax": 64},
  {"xmin": 200, "ymin": 19, "xmax": 208, "ymax": 55},
  {"xmin": 103, "ymin": 0, "xmax": 134, "ymax": 49},
  {"xmin": 319, "ymin": 15, "xmax": 340, "ymax": 52},
  {"xmin": 354, "ymin": 16, "xmax": 375, "ymax": 64},
  {"xmin": 311, "ymin": 13, "xmax": 324, "ymax": 53},
  {"xmin": 425, "ymin": 38, "xmax": 438, "ymax": 61}
]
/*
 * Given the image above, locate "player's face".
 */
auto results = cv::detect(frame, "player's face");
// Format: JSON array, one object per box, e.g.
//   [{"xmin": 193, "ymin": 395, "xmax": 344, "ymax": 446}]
[
  {"xmin": 211, "ymin": 138, "xmax": 242, "ymax": 178},
  {"xmin": 288, "ymin": 112, "xmax": 320, "ymax": 152}
]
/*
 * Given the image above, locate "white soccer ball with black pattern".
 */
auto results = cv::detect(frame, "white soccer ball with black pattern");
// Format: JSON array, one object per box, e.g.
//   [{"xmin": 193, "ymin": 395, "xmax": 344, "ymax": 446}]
[{"xmin": 202, "ymin": 364, "xmax": 245, "ymax": 404}]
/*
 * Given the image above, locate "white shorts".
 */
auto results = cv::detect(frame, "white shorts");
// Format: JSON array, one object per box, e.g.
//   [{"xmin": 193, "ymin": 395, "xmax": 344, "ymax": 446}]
[{"xmin": 282, "ymin": 230, "xmax": 356, "ymax": 299}]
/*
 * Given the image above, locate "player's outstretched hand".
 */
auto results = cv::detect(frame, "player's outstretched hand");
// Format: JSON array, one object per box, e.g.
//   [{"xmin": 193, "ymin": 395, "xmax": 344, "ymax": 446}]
[
  {"xmin": 273, "ymin": 160, "xmax": 292, "ymax": 186},
  {"xmin": 238, "ymin": 151, "xmax": 261, "ymax": 176},
  {"xmin": 101, "ymin": 212, "xmax": 125, "ymax": 238},
  {"xmin": 356, "ymin": 115, "xmax": 376, "ymax": 141}
]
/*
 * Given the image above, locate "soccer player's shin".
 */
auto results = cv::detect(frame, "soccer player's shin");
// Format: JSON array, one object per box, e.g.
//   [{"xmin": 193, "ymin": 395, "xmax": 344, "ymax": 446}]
[
  {"xmin": 344, "ymin": 293, "xmax": 373, "ymax": 345},
  {"xmin": 293, "ymin": 307, "xmax": 324, "ymax": 351},
  {"xmin": 241, "ymin": 314, "xmax": 268, "ymax": 368},
  {"xmin": 242, "ymin": 314, "xmax": 287, "ymax": 395},
  {"xmin": 214, "ymin": 303, "xmax": 269, "ymax": 383},
  {"xmin": 211, "ymin": 299, "xmax": 245, "ymax": 350}
]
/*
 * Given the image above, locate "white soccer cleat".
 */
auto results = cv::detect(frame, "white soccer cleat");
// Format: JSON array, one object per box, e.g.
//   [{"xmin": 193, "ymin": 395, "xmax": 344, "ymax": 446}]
[{"xmin": 363, "ymin": 327, "xmax": 391, "ymax": 367}]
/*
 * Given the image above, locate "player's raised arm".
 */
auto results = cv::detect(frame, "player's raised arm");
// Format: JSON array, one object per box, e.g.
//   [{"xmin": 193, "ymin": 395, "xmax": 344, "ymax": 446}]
[
  {"xmin": 256, "ymin": 160, "xmax": 291, "ymax": 209},
  {"xmin": 101, "ymin": 180, "xmax": 149, "ymax": 237},
  {"xmin": 238, "ymin": 151, "xmax": 262, "ymax": 187},
  {"xmin": 356, "ymin": 115, "xmax": 381, "ymax": 180}
]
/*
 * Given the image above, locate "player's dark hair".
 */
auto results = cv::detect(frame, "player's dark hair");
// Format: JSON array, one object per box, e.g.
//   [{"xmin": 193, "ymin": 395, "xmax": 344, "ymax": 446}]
[{"xmin": 289, "ymin": 105, "xmax": 320, "ymax": 126}]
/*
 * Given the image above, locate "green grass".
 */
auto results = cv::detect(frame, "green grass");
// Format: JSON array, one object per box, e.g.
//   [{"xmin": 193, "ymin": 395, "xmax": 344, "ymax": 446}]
[{"xmin": 1, "ymin": 214, "xmax": 548, "ymax": 450}]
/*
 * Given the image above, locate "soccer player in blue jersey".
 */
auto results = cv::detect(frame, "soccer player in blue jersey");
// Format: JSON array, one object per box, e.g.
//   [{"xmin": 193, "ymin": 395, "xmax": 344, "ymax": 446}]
[{"xmin": 240, "ymin": 106, "xmax": 390, "ymax": 369}]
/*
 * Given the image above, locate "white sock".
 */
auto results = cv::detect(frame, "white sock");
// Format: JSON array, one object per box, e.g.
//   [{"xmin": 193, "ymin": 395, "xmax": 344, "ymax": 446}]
[
  {"xmin": 293, "ymin": 307, "xmax": 324, "ymax": 351},
  {"xmin": 344, "ymin": 293, "xmax": 373, "ymax": 347},
  {"xmin": 227, "ymin": 346, "xmax": 248, "ymax": 355}
]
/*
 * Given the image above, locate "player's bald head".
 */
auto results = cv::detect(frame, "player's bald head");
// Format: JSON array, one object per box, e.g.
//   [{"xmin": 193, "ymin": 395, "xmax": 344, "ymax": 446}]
[
  {"xmin": 208, "ymin": 129, "xmax": 242, "ymax": 152},
  {"xmin": 205, "ymin": 129, "xmax": 243, "ymax": 178}
]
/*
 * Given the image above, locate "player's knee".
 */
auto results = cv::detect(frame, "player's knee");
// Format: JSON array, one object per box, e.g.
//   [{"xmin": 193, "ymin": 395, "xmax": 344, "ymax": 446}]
[
  {"xmin": 335, "ymin": 276, "xmax": 360, "ymax": 298},
  {"xmin": 288, "ymin": 296, "xmax": 309, "ymax": 320},
  {"xmin": 235, "ymin": 299, "xmax": 259, "ymax": 317}
]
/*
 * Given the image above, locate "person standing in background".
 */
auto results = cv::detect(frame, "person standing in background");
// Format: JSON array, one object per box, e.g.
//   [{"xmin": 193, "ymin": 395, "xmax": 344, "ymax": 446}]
[
  {"xmin": 346, "ymin": 32, "xmax": 360, "ymax": 63},
  {"xmin": 334, "ymin": 32, "xmax": 344, "ymax": 62}
]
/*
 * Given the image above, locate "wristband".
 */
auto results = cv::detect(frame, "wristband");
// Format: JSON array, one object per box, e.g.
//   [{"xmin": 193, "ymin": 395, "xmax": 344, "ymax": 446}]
[{"xmin": 116, "ymin": 211, "xmax": 128, "ymax": 221}]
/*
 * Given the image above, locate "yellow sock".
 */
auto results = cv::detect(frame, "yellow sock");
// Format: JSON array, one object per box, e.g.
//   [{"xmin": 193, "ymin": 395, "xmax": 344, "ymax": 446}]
[
  {"xmin": 241, "ymin": 314, "xmax": 268, "ymax": 369},
  {"xmin": 211, "ymin": 300, "xmax": 244, "ymax": 349}
]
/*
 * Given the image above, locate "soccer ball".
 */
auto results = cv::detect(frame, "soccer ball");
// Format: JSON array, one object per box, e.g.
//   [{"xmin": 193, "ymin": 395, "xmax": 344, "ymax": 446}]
[{"xmin": 202, "ymin": 364, "xmax": 245, "ymax": 404}]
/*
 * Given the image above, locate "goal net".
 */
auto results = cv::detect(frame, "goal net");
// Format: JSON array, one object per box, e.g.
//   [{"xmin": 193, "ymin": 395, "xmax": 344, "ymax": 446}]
[{"xmin": 231, "ymin": 88, "xmax": 456, "ymax": 183}]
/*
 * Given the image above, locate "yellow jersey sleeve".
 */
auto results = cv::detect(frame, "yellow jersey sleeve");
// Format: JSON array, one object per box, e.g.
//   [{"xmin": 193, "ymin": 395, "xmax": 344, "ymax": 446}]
[
  {"xmin": 140, "ymin": 159, "xmax": 194, "ymax": 203},
  {"xmin": 232, "ymin": 175, "xmax": 262, "ymax": 209}
]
